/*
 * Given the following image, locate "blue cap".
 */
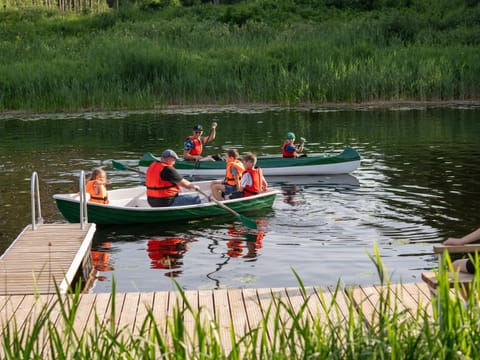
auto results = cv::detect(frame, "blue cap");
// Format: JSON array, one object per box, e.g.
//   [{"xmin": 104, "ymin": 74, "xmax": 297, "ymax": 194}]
[{"xmin": 161, "ymin": 149, "xmax": 179, "ymax": 160}]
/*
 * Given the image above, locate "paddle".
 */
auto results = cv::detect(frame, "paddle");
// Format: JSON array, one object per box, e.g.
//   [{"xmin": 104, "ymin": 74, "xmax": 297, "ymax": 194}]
[
  {"xmin": 196, "ymin": 189, "xmax": 257, "ymax": 230},
  {"xmin": 112, "ymin": 160, "xmax": 145, "ymax": 175}
]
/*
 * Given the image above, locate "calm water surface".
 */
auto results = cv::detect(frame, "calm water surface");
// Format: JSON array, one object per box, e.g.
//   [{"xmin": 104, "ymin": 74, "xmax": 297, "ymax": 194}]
[{"xmin": 1, "ymin": 106, "xmax": 480, "ymax": 293}]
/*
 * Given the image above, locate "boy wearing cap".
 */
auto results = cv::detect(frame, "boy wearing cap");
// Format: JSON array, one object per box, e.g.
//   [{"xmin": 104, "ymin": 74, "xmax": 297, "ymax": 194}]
[
  {"xmin": 146, "ymin": 149, "xmax": 202, "ymax": 207},
  {"xmin": 183, "ymin": 122, "xmax": 218, "ymax": 161},
  {"xmin": 282, "ymin": 132, "xmax": 305, "ymax": 158}
]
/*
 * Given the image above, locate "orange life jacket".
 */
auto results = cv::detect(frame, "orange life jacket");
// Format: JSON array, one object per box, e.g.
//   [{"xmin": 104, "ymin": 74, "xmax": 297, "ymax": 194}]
[
  {"xmin": 185, "ymin": 136, "xmax": 203, "ymax": 157},
  {"xmin": 86, "ymin": 179, "xmax": 109, "ymax": 204},
  {"xmin": 282, "ymin": 143, "xmax": 297, "ymax": 158},
  {"xmin": 243, "ymin": 168, "xmax": 263, "ymax": 197},
  {"xmin": 224, "ymin": 159, "xmax": 244, "ymax": 186},
  {"xmin": 146, "ymin": 161, "xmax": 180, "ymax": 198}
]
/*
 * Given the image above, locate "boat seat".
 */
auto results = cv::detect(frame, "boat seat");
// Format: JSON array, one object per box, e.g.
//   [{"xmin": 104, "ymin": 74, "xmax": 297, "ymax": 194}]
[
  {"xmin": 125, "ymin": 195, "xmax": 150, "ymax": 208},
  {"xmin": 422, "ymin": 244, "xmax": 480, "ymax": 300}
]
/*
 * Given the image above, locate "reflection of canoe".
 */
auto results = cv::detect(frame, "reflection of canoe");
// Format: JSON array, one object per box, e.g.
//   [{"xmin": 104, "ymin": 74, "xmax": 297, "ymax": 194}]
[
  {"xmin": 53, "ymin": 181, "xmax": 279, "ymax": 225},
  {"xmin": 138, "ymin": 147, "xmax": 361, "ymax": 176},
  {"xmin": 266, "ymin": 174, "xmax": 360, "ymax": 187}
]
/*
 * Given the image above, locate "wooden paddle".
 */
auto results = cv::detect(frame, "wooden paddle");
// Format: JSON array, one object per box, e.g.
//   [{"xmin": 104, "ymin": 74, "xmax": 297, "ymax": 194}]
[
  {"xmin": 196, "ymin": 189, "xmax": 257, "ymax": 230},
  {"xmin": 112, "ymin": 160, "xmax": 145, "ymax": 175}
]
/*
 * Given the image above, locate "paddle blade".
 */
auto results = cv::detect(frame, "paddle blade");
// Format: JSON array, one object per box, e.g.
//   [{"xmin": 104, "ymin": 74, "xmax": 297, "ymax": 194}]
[
  {"xmin": 238, "ymin": 214, "xmax": 257, "ymax": 230},
  {"xmin": 112, "ymin": 160, "xmax": 145, "ymax": 174},
  {"xmin": 112, "ymin": 160, "xmax": 129, "ymax": 171}
]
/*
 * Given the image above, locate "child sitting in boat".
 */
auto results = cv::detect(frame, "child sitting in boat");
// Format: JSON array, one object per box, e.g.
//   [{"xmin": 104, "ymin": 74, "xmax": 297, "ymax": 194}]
[
  {"xmin": 210, "ymin": 149, "xmax": 244, "ymax": 201},
  {"xmin": 228, "ymin": 152, "xmax": 268, "ymax": 199},
  {"xmin": 282, "ymin": 132, "xmax": 305, "ymax": 158},
  {"xmin": 86, "ymin": 168, "xmax": 111, "ymax": 204}
]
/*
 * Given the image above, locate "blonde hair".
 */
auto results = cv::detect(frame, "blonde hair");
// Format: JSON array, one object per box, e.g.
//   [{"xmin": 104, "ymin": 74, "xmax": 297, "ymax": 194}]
[
  {"xmin": 242, "ymin": 152, "xmax": 257, "ymax": 165},
  {"xmin": 89, "ymin": 167, "xmax": 106, "ymax": 181}
]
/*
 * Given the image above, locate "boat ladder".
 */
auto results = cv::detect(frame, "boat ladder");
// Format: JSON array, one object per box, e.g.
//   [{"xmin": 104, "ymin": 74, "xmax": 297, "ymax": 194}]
[{"xmin": 30, "ymin": 171, "xmax": 89, "ymax": 230}]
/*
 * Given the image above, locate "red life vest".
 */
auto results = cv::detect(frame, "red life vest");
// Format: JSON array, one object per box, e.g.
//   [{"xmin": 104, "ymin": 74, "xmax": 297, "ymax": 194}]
[
  {"xmin": 282, "ymin": 143, "xmax": 297, "ymax": 158},
  {"xmin": 224, "ymin": 159, "xmax": 244, "ymax": 186},
  {"xmin": 86, "ymin": 179, "xmax": 109, "ymax": 204},
  {"xmin": 243, "ymin": 168, "xmax": 263, "ymax": 197},
  {"xmin": 185, "ymin": 136, "xmax": 203, "ymax": 157},
  {"xmin": 146, "ymin": 161, "xmax": 180, "ymax": 198}
]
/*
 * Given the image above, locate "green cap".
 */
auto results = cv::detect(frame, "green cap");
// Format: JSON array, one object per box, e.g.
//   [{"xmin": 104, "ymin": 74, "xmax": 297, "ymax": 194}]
[{"xmin": 285, "ymin": 132, "xmax": 295, "ymax": 139}]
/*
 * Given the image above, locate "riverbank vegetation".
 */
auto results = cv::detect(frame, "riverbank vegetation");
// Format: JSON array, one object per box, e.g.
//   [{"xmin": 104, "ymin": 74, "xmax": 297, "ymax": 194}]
[
  {"xmin": 0, "ymin": 0, "xmax": 479, "ymax": 112},
  {"xmin": 2, "ymin": 253, "xmax": 480, "ymax": 358}
]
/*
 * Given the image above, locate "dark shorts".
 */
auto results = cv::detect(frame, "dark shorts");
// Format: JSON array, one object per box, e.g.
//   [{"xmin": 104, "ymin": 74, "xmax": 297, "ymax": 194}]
[
  {"xmin": 148, "ymin": 196, "xmax": 175, "ymax": 207},
  {"xmin": 466, "ymin": 258, "xmax": 476, "ymax": 274},
  {"xmin": 224, "ymin": 184, "xmax": 236, "ymax": 195}
]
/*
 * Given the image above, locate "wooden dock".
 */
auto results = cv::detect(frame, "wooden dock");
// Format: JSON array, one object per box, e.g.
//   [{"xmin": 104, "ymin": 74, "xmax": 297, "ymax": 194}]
[
  {"xmin": 0, "ymin": 282, "xmax": 435, "ymax": 357},
  {"xmin": 0, "ymin": 218, "xmax": 439, "ymax": 357},
  {"xmin": 0, "ymin": 223, "xmax": 96, "ymax": 295}
]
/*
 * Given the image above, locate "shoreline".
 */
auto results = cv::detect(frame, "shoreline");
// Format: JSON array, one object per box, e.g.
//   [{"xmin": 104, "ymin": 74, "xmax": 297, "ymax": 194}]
[{"xmin": 1, "ymin": 100, "xmax": 479, "ymax": 117}]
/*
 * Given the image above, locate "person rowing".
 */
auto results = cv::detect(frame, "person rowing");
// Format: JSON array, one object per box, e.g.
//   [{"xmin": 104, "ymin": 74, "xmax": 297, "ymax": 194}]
[
  {"xmin": 183, "ymin": 122, "xmax": 218, "ymax": 161},
  {"xmin": 146, "ymin": 149, "xmax": 202, "ymax": 207},
  {"xmin": 282, "ymin": 132, "xmax": 306, "ymax": 158}
]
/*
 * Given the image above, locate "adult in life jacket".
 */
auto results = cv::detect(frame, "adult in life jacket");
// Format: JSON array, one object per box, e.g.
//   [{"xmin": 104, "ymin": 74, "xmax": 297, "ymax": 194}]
[
  {"xmin": 183, "ymin": 122, "xmax": 218, "ymax": 161},
  {"xmin": 86, "ymin": 167, "xmax": 111, "ymax": 204},
  {"xmin": 210, "ymin": 148, "xmax": 245, "ymax": 201},
  {"xmin": 238, "ymin": 152, "xmax": 268, "ymax": 198},
  {"xmin": 282, "ymin": 132, "xmax": 305, "ymax": 158},
  {"xmin": 146, "ymin": 149, "xmax": 202, "ymax": 207}
]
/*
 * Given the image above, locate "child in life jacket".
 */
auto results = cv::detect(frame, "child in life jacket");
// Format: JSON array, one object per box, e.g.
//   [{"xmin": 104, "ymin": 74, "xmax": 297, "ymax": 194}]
[
  {"xmin": 236, "ymin": 152, "xmax": 268, "ymax": 198},
  {"xmin": 282, "ymin": 132, "xmax": 305, "ymax": 158},
  {"xmin": 210, "ymin": 148, "xmax": 245, "ymax": 200},
  {"xmin": 86, "ymin": 167, "xmax": 111, "ymax": 204}
]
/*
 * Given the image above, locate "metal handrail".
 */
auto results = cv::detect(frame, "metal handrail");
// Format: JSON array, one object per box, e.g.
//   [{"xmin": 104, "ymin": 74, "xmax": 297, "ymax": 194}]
[
  {"xmin": 30, "ymin": 171, "xmax": 44, "ymax": 230},
  {"xmin": 79, "ymin": 170, "xmax": 88, "ymax": 229}
]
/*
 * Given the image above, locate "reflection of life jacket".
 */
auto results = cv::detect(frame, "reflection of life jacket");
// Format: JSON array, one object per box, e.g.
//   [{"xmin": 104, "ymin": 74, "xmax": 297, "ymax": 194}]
[
  {"xmin": 185, "ymin": 136, "xmax": 203, "ymax": 157},
  {"xmin": 243, "ymin": 168, "xmax": 263, "ymax": 197},
  {"xmin": 86, "ymin": 179, "xmax": 109, "ymax": 204},
  {"xmin": 227, "ymin": 240, "xmax": 245, "ymax": 257},
  {"xmin": 224, "ymin": 160, "xmax": 244, "ymax": 186},
  {"xmin": 146, "ymin": 161, "xmax": 180, "ymax": 198},
  {"xmin": 147, "ymin": 238, "xmax": 185, "ymax": 270},
  {"xmin": 282, "ymin": 143, "xmax": 297, "ymax": 158},
  {"xmin": 91, "ymin": 251, "xmax": 112, "ymax": 271}
]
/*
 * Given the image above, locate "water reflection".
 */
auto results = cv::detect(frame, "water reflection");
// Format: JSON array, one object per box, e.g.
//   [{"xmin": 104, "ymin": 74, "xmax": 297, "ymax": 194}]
[
  {"xmin": 147, "ymin": 237, "xmax": 193, "ymax": 277},
  {"xmin": 205, "ymin": 223, "xmax": 267, "ymax": 288},
  {"xmin": 91, "ymin": 242, "xmax": 113, "ymax": 281}
]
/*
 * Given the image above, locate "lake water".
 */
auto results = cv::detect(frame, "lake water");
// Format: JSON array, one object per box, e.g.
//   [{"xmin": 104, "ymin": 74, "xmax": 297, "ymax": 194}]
[{"xmin": 1, "ymin": 105, "xmax": 480, "ymax": 293}]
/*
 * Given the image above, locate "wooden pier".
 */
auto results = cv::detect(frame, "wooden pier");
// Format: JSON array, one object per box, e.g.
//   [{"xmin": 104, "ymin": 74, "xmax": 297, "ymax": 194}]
[
  {"xmin": 0, "ymin": 223, "xmax": 96, "ymax": 295},
  {"xmin": 0, "ymin": 216, "xmax": 437, "ymax": 356},
  {"xmin": 0, "ymin": 282, "xmax": 434, "ymax": 357}
]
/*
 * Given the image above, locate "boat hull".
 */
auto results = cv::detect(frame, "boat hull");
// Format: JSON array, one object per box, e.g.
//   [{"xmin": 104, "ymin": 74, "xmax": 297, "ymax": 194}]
[
  {"xmin": 138, "ymin": 147, "xmax": 361, "ymax": 176},
  {"xmin": 53, "ymin": 184, "xmax": 278, "ymax": 225}
]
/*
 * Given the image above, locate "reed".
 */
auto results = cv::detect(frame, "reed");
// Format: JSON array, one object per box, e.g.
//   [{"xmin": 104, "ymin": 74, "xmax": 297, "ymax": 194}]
[
  {"xmin": 1, "ymin": 244, "xmax": 479, "ymax": 359},
  {"xmin": 0, "ymin": 2, "xmax": 479, "ymax": 112}
]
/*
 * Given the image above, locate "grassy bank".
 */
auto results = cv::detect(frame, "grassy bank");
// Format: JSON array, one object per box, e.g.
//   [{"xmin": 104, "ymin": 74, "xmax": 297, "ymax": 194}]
[
  {"xmin": 2, "ymin": 250, "xmax": 480, "ymax": 359},
  {"xmin": 0, "ymin": 0, "xmax": 479, "ymax": 112}
]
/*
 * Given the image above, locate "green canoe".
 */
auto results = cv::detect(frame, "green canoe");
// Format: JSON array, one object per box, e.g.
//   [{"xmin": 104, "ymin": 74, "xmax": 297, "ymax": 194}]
[{"xmin": 137, "ymin": 147, "xmax": 361, "ymax": 176}]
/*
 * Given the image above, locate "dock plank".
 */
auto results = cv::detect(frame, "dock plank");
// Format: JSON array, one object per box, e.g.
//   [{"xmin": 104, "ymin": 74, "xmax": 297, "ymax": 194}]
[{"xmin": 0, "ymin": 223, "xmax": 95, "ymax": 295}]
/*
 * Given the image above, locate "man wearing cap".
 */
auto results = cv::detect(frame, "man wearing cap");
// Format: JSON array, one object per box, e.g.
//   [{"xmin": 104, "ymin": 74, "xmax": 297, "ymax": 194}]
[
  {"xmin": 146, "ymin": 149, "xmax": 202, "ymax": 207},
  {"xmin": 183, "ymin": 122, "xmax": 218, "ymax": 161},
  {"xmin": 282, "ymin": 132, "xmax": 305, "ymax": 158}
]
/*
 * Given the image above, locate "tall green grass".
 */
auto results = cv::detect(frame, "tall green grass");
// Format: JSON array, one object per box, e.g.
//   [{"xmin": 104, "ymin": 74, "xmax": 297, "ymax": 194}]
[
  {"xmin": 0, "ymin": 1, "xmax": 479, "ymax": 112},
  {"xmin": 1, "ymin": 246, "xmax": 480, "ymax": 359}
]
